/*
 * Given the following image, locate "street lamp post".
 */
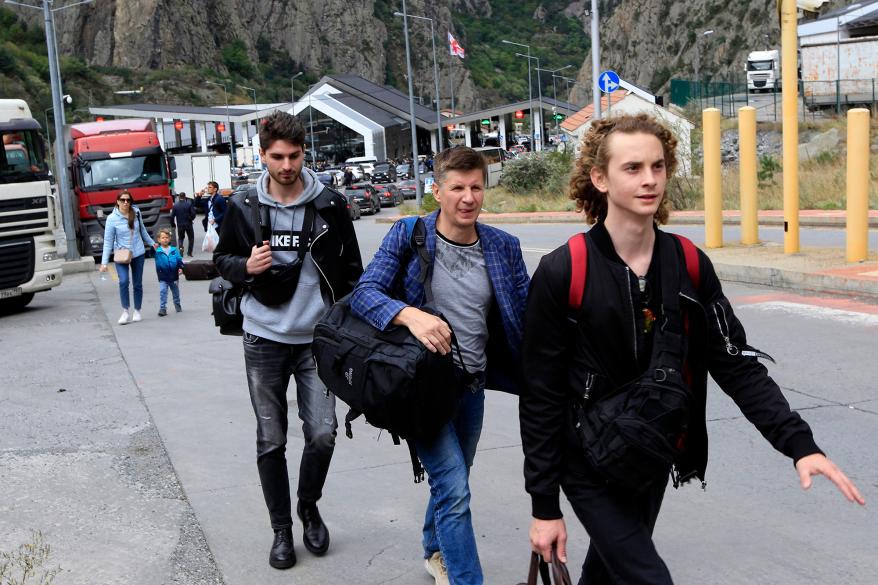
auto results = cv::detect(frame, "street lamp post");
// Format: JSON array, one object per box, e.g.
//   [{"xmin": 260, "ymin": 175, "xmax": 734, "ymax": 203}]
[
  {"xmin": 536, "ymin": 65, "xmax": 572, "ymax": 133},
  {"xmin": 514, "ymin": 51, "xmax": 543, "ymax": 151},
  {"xmin": 693, "ymin": 29, "xmax": 715, "ymax": 83},
  {"xmin": 400, "ymin": 0, "xmax": 423, "ymax": 206},
  {"xmin": 6, "ymin": 0, "xmax": 95, "ymax": 260},
  {"xmin": 291, "ymin": 72, "xmax": 303, "ymax": 104},
  {"xmin": 590, "ymin": 0, "xmax": 601, "ymax": 120},
  {"xmin": 502, "ymin": 39, "xmax": 534, "ymax": 150},
  {"xmin": 394, "ymin": 11, "xmax": 443, "ymax": 152},
  {"xmin": 205, "ymin": 80, "xmax": 236, "ymax": 168}
]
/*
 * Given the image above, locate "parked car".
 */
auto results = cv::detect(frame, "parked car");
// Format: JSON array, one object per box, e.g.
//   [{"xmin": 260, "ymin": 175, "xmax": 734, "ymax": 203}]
[
  {"xmin": 370, "ymin": 162, "xmax": 397, "ymax": 183},
  {"xmin": 246, "ymin": 170, "xmax": 264, "ymax": 184},
  {"xmin": 397, "ymin": 179, "xmax": 418, "ymax": 200},
  {"xmin": 344, "ymin": 191, "xmax": 361, "ymax": 221},
  {"xmin": 374, "ymin": 183, "xmax": 404, "ymax": 207},
  {"xmin": 315, "ymin": 171, "xmax": 334, "ymax": 186},
  {"xmin": 396, "ymin": 162, "xmax": 427, "ymax": 180},
  {"xmin": 346, "ymin": 183, "xmax": 381, "ymax": 215}
]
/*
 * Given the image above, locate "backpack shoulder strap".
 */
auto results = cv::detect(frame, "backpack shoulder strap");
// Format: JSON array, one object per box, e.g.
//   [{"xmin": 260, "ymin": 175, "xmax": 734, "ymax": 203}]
[
  {"xmin": 671, "ymin": 233, "xmax": 700, "ymax": 291},
  {"xmin": 400, "ymin": 216, "xmax": 430, "ymax": 285},
  {"xmin": 246, "ymin": 187, "xmax": 262, "ymax": 247},
  {"xmin": 567, "ymin": 233, "xmax": 588, "ymax": 311}
]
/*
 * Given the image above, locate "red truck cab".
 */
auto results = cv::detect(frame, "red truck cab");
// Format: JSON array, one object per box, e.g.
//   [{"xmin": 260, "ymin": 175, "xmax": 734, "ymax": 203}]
[{"xmin": 68, "ymin": 119, "xmax": 175, "ymax": 258}]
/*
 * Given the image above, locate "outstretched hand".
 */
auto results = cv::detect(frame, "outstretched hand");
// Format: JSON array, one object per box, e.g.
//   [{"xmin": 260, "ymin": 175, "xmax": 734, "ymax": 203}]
[{"xmin": 795, "ymin": 453, "xmax": 865, "ymax": 505}]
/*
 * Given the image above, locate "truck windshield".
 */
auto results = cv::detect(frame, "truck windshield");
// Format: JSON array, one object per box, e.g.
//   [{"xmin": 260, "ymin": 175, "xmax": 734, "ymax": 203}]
[
  {"xmin": 748, "ymin": 60, "xmax": 774, "ymax": 71},
  {"xmin": 79, "ymin": 153, "xmax": 167, "ymax": 191},
  {"xmin": 1, "ymin": 130, "xmax": 49, "ymax": 183}
]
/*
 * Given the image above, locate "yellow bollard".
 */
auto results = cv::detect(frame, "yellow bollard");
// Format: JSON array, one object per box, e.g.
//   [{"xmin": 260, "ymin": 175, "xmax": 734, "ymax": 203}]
[
  {"xmin": 846, "ymin": 108, "xmax": 870, "ymax": 263},
  {"xmin": 781, "ymin": 0, "xmax": 800, "ymax": 254},
  {"xmin": 703, "ymin": 108, "xmax": 723, "ymax": 248},
  {"xmin": 739, "ymin": 107, "xmax": 759, "ymax": 245}
]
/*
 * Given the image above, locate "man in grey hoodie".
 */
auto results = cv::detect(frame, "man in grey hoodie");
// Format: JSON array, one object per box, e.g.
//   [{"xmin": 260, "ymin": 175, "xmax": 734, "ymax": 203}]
[{"xmin": 214, "ymin": 112, "xmax": 363, "ymax": 571}]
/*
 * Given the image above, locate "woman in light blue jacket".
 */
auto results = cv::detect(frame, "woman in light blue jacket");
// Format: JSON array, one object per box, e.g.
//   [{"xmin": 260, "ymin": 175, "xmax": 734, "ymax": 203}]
[{"xmin": 99, "ymin": 191, "xmax": 156, "ymax": 324}]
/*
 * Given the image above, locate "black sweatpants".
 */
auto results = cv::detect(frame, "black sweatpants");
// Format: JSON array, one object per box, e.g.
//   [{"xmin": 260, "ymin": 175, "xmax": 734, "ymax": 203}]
[{"xmin": 561, "ymin": 448, "xmax": 673, "ymax": 585}]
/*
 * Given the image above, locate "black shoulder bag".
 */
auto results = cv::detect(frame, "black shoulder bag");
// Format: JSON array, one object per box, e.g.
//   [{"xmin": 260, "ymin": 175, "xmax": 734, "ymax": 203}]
[
  {"xmin": 209, "ymin": 192, "xmax": 263, "ymax": 336},
  {"xmin": 572, "ymin": 235, "xmax": 692, "ymax": 492}
]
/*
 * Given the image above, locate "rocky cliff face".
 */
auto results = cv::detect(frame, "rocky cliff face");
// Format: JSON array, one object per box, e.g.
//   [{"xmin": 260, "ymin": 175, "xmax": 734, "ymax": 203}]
[
  {"xmin": 27, "ymin": 0, "xmax": 857, "ymax": 110},
  {"xmin": 568, "ymin": 0, "xmax": 782, "ymax": 104}
]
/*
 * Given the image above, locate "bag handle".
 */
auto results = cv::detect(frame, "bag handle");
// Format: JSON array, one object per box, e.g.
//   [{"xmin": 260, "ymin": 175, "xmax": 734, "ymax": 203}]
[{"xmin": 520, "ymin": 550, "xmax": 570, "ymax": 585}]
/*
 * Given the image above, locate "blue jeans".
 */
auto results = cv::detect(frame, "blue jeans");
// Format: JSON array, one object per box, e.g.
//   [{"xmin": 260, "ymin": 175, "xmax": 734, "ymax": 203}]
[
  {"xmin": 242, "ymin": 333, "xmax": 338, "ymax": 529},
  {"xmin": 158, "ymin": 280, "xmax": 181, "ymax": 309},
  {"xmin": 115, "ymin": 254, "xmax": 145, "ymax": 311},
  {"xmin": 416, "ymin": 373, "xmax": 486, "ymax": 585}
]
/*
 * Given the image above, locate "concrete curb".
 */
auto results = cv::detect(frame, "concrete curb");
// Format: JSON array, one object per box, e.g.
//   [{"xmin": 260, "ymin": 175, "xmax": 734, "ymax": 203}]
[
  {"xmin": 62, "ymin": 258, "xmax": 96, "ymax": 275},
  {"xmin": 712, "ymin": 262, "xmax": 878, "ymax": 301}
]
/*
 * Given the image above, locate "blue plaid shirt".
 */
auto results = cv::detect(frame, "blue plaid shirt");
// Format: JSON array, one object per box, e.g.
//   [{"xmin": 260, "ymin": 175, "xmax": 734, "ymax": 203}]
[{"xmin": 350, "ymin": 211, "xmax": 529, "ymax": 365}]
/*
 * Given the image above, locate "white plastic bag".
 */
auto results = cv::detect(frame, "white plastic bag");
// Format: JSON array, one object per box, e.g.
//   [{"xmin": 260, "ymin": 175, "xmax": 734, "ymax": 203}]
[{"xmin": 202, "ymin": 223, "xmax": 219, "ymax": 252}]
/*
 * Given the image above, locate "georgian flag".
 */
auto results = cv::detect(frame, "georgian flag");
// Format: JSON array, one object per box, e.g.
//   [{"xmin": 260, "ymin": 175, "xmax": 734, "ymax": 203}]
[{"xmin": 448, "ymin": 32, "xmax": 465, "ymax": 59}]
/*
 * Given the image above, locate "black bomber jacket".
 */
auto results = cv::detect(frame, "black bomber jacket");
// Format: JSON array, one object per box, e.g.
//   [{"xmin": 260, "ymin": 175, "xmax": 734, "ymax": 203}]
[
  {"xmin": 519, "ymin": 223, "xmax": 822, "ymax": 520},
  {"xmin": 213, "ymin": 186, "xmax": 363, "ymax": 304}
]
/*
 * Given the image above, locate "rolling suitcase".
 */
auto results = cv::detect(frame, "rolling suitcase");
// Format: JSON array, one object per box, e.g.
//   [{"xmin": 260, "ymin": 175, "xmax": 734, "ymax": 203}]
[{"xmin": 182, "ymin": 259, "xmax": 217, "ymax": 281}]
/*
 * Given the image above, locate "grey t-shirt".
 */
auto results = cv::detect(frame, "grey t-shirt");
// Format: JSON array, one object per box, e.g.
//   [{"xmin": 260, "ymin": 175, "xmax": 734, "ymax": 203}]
[{"xmin": 431, "ymin": 232, "xmax": 493, "ymax": 371}]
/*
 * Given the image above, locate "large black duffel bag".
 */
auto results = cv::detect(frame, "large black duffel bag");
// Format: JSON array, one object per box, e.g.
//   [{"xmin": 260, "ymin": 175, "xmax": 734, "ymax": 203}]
[{"xmin": 313, "ymin": 299, "xmax": 462, "ymax": 444}]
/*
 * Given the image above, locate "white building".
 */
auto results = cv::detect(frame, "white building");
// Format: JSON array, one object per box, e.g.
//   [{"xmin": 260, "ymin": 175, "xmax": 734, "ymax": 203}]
[{"xmin": 560, "ymin": 91, "xmax": 696, "ymax": 176}]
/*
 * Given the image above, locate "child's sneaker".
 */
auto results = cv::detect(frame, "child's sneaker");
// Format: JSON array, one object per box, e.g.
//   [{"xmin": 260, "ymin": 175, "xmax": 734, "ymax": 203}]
[
  {"xmin": 174, "ymin": 304, "xmax": 182, "ymax": 313},
  {"xmin": 158, "ymin": 307, "xmax": 167, "ymax": 317},
  {"xmin": 131, "ymin": 309, "xmax": 142, "ymax": 322},
  {"xmin": 118, "ymin": 310, "xmax": 130, "ymax": 325}
]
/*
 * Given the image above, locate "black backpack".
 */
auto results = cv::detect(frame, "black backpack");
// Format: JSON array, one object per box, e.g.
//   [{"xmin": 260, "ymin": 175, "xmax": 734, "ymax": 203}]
[{"xmin": 312, "ymin": 217, "xmax": 466, "ymax": 482}]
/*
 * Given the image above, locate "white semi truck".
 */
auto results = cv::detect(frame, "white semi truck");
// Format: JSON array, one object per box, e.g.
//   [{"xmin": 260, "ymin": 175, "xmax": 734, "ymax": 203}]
[
  {"xmin": 747, "ymin": 50, "xmax": 782, "ymax": 92},
  {"xmin": 0, "ymin": 99, "xmax": 63, "ymax": 311}
]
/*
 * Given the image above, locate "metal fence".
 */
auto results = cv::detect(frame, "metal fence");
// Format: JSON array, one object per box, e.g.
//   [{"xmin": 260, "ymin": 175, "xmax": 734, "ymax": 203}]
[
  {"xmin": 671, "ymin": 78, "xmax": 878, "ymax": 119},
  {"xmin": 670, "ymin": 79, "xmax": 751, "ymax": 117}
]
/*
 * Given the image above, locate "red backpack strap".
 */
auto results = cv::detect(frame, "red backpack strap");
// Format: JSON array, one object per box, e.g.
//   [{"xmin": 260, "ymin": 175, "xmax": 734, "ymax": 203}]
[
  {"xmin": 567, "ymin": 233, "xmax": 588, "ymax": 311},
  {"xmin": 672, "ymin": 233, "xmax": 700, "ymax": 291}
]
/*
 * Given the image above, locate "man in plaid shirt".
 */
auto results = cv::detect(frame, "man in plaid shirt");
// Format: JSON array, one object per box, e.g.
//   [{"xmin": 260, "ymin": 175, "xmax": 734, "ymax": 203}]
[{"xmin": 350, "ymin": 147, "xmax": 529, "ymax": 585}]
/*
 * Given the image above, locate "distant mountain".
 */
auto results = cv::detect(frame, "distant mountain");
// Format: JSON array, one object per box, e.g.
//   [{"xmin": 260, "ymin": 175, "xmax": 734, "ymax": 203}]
[{"xmin": 1, "ymin": 0, "xmax": 860, "ymax": 118}]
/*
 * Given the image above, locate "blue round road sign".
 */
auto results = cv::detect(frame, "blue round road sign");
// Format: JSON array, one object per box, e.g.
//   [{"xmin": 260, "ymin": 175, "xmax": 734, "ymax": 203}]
[{"xmin": 598, "ymin": 70, "xmax": 620, "ymax": 93}]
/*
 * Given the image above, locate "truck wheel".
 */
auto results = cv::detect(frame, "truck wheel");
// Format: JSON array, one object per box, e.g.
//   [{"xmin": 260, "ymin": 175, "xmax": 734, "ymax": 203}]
[{"xmin": 0, "ymin": 293, "xmax": 35, "ymax": 314}]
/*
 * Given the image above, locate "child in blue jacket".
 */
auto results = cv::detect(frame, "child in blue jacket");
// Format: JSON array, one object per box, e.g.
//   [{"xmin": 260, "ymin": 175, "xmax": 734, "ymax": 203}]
[{"xmin": 154, "ymin": 228, "xmax": 184, "ymax": 316}]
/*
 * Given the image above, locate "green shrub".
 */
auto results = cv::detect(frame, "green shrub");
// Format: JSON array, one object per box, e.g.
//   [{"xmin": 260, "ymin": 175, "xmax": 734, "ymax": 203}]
[
  {"xmin": 500, "ymin": 149, "xmax": 574, "ymax": 196},
  {"xmin": 221, "ymin": 39, "xmax": 253, "ymax": 78},
  {"xmin": 757, "ymin": 155, "xmax": 782, "ymax": 183}
]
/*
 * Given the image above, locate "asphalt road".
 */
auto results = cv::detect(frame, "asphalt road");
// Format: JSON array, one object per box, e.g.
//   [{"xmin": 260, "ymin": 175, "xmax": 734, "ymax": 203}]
[{"xmin": 1, "ymin": 211, "xmax": 875, "ymax": 584}]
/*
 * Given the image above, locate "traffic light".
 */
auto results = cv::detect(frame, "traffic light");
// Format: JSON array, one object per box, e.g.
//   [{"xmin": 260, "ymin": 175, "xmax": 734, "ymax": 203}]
[
  {"xmin": 216, "ymin": 122, "xmax": 226, "ymax": 132},
  {"xmin": 553, "ymin": 113, "xmax": 565, "ymax": 121},
  {"xmin": 174, "ymin": 119, "xmax": 184, "ymax": 130},
  {"xmin": 514, "ymin": 110, "xmax": 524, "ymax": 119},
  {"xmin": 480, "ymin": 119, "xmax": 491, "ymax": 126}
]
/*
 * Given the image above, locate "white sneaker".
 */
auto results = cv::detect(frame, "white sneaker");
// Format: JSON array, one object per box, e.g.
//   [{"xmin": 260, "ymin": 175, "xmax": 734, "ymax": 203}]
[
  {"xmin": 131, "ymin": 309, "xmax": 142, "ymax": 322},
  {"xmin": 117, "ymin": 310, "xmax": 130, "ymax": 325},
  {"xmin": 424, "ymin": 552, "xmax": 450, "ymax": 585}
]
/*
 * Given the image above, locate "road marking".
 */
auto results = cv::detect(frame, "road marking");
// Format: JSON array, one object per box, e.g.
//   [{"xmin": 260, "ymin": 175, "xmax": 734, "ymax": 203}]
[
  {"xmin": 733, "ymin": 292, "xmax": 878, "ymax": 315},
  {"xmin": 522, "ymin": 247, "xmax": 554, "ymax": 254},
  {"xmin": 738, "ymin": 299, "xmax": 878, "ymax": 326}
]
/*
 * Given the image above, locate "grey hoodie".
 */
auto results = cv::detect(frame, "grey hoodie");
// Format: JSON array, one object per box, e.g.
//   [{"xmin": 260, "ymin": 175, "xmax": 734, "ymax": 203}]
[{"xmin": 241, "ymin": 167, "xmax": 330, "ymax": 344}]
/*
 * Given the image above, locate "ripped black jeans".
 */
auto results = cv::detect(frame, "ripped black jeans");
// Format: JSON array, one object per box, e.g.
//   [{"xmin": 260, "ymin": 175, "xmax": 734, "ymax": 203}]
[{"xmin": 243, "ymin": 333, "xmax": 338, "ymax": 530}]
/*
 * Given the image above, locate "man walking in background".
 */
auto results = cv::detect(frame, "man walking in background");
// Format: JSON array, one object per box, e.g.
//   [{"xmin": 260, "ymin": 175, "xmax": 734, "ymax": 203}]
[{"xmin": 171, "ymin": 192, "xmax": 196, "ymax": 257}]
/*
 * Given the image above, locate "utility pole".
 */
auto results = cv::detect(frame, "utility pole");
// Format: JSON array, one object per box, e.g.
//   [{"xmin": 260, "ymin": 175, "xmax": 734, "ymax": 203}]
[
  {"xmin": 591, "ymin": 0, "xmax": 601, "ymax": 119},
  {"xmin": 6, "ymin": 0, "xmax": 93, "ymax": 260},
  {"xmin": 401, "ymin": 0, "xmax": 423, "ymax": 205}
]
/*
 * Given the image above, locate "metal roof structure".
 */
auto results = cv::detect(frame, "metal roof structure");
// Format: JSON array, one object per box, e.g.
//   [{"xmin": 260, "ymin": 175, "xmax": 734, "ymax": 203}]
[
  {"xmin": 316, "ymin": 74, "xmax": 438, "ymax": 127},
  {"xmin": 444, "ymin": 96, "xmax": 582, "ymax": 126},
  {"xmin": 87, "ymin": 102, "xmax": 292, "ymax": 123}
]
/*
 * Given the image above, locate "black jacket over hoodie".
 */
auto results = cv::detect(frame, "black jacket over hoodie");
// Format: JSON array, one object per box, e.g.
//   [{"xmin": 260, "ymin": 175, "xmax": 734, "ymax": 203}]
[
  {"xmin": 520, "ymin": 222, "xmax": 821, "ymax": 520},
  {"xmin": 213, "ymin": 186, "xmax": 363, "ymax": 304}
]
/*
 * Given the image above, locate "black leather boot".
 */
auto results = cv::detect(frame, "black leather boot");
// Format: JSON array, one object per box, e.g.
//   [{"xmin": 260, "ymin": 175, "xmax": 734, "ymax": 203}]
[
  {"xmin": 269, "ymin": 527, "xmax": 296, "ymax": 569},
  {"xmin": 297, "ymin": 500, "xmax": 330, "ymax": 555}
]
